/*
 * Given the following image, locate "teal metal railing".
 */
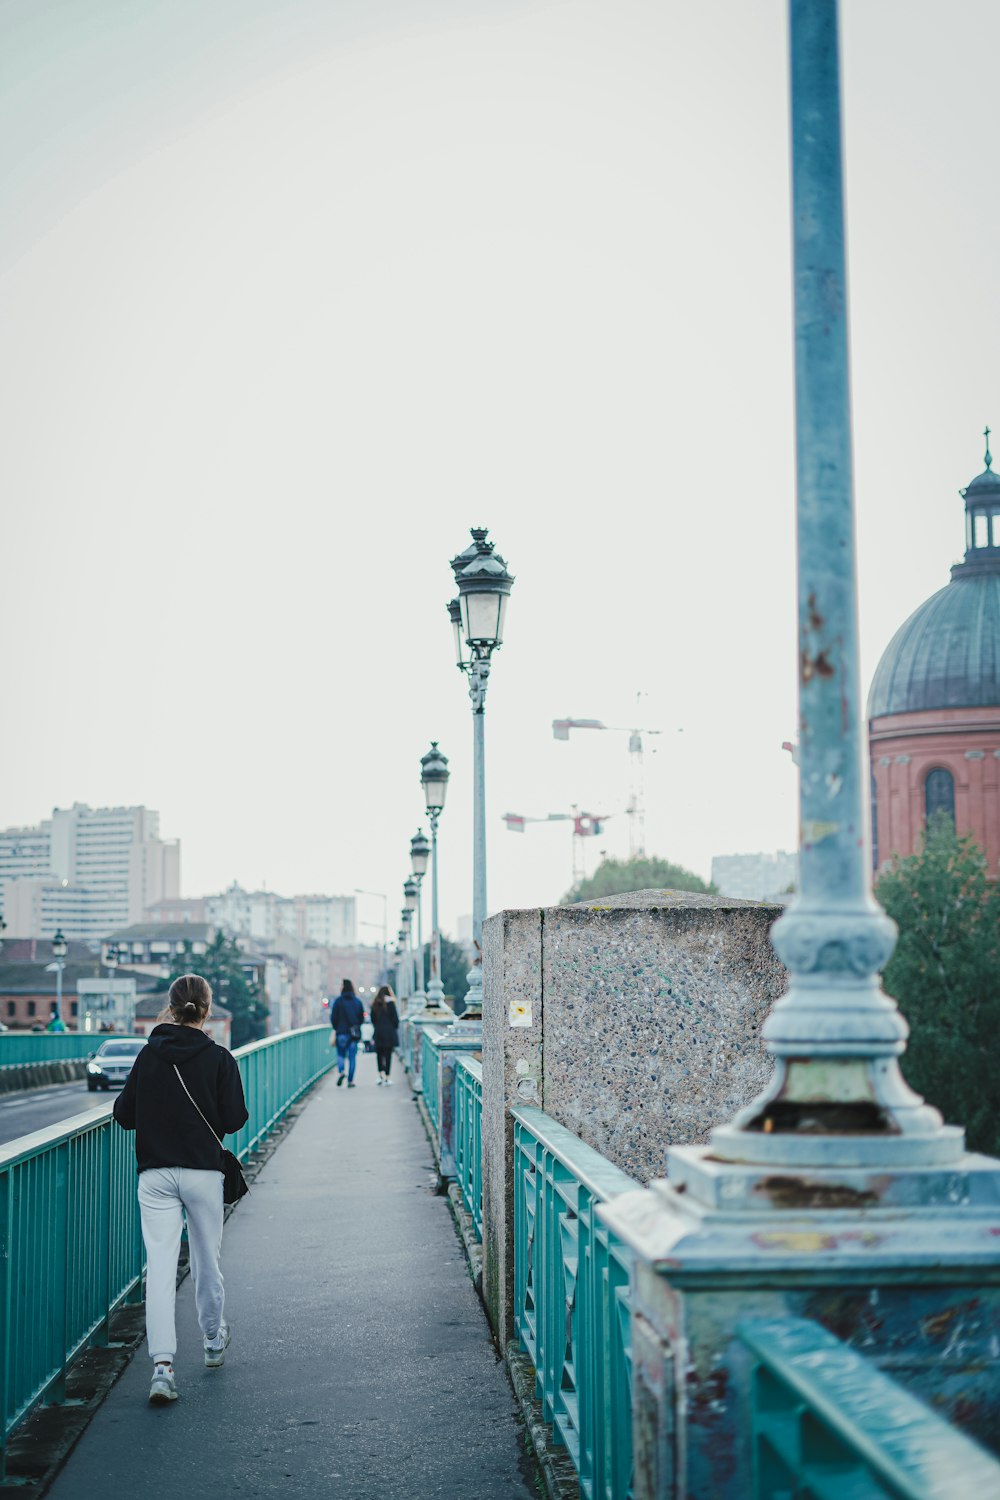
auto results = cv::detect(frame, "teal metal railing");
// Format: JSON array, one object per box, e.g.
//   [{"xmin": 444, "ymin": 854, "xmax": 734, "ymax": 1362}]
[
  {"xmin": 512, "ymin": 1107, "xmax": 635, "ymax": 1500},
  {"xmin": 0, "ymin": 1035, "xmax": 113, "ymax": 1065},
  {"xmin": 454, "ymin": 1056, "xmax": 482, "ymax": 1240},
  {"xmin": 738, "ymin": 1318, "xmax": 1000, "ymax": 1498},
  {"xmin": 228, "ymin": 1027, "xmax": 336, "ymax": 1159},
  {"xmin": 0, "ymin": 1025, "xmax": 334, "ymax": 1473},
  {"xmin": 421, "ymin": 1028, "xmax": 442, "ymax": 1137}
]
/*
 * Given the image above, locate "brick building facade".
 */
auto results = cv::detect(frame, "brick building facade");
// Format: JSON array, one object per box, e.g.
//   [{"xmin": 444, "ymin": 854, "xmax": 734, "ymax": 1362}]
[{"xmin": 868, "ymin": 437, "xmax": 1000, "ymax": 871}]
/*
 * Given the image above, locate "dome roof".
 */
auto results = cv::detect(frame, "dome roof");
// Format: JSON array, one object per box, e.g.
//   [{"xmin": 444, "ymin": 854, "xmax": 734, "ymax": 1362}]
[
  {"xmin": 962, "ymin": 465, "xmax": 1000, "ymax": 498},
  {"xmin": 868, "ymin": 572, "xmax": 1000, "ymax": 718}
]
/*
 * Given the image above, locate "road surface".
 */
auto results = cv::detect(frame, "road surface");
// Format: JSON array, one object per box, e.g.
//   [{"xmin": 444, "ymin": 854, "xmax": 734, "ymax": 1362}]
[{"xmin": 0, "ymin": 1079, "xmax": 113, "ymax": 1147}]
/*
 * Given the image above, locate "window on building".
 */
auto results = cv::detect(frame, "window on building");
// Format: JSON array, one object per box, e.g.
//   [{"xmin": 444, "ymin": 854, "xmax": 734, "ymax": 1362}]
[
  {"xmin": 27, "ymin": 1001, "xmax": 36, "ymax": 1017},
  {"xmin": 925, "ymin": 768, "xmax": 955, "ymax": 824},
  {"xmin": 70, "ymin": 1001, "xmax": 79, "ymax": 1017},
  {"xmin": 5, "ymin": 1001, "xmax": 14, "ymax": 1017},
  {"xmin": 974, "ymin": 513, "xmax": 990, "ymax": 548}
]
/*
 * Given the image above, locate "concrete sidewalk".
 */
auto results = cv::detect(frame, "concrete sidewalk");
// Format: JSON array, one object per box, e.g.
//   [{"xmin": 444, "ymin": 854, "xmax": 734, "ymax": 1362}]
[{"xmin": 49, "ymin": 1051, "xmax": 539, "ymax": 1499}]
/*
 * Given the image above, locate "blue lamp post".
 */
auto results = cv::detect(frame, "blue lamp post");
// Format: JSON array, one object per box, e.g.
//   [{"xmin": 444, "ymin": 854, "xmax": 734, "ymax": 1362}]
[
  {"xmin": 710, "ymin": 0, "xmax": 959, "ymax": 1169},
  {"xmin": 403, "ymin": 880, "xmax": 420, "ymax": 1003},
  {"xmin": 396, "ymin": 924, "xmax": 410, "ymax": 1004},
  {"xmin": 409, "ymin": 829, "xmax": 430, "ymax": 1005},
  {"xmin": 419, "ymin": 742, "xmax": 452, "ymax": 1019},
  {"xmin": 599, "ymin": 13, "xmax": 986, "ymax": 1489},
  {"xmin": 449, "ymin": 528, "xmax": 515, "ymax": 1019}
]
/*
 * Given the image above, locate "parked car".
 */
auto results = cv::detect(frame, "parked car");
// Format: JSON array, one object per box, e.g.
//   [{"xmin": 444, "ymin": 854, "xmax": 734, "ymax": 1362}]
[{"xmin": 87, "ymin": 1037, "xmax": 146, "ymax": 1091}]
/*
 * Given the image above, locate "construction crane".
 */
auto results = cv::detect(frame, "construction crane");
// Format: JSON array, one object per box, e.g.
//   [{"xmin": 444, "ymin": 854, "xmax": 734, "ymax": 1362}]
[
  {"xmin": 552, "ymin": 695, "xmax": 664, "ymax": 858},
  {"xmin": 503, "ymin": 808, "xmax": 610, "ymax": 888}
]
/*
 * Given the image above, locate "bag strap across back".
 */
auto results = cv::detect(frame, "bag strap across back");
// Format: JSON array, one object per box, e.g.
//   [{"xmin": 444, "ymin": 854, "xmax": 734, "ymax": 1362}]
[{"xmin": 173, "ymin": 1063, "xmax": 223, "ymax": 1149}]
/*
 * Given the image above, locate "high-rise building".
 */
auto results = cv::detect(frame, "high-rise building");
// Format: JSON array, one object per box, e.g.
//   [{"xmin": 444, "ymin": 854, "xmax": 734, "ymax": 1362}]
[
  {"xmin": 0, "ymin": 824, "xmax": 54, "ymax": 910},
  {"xmin": 0, "ymin": 804, "xmax": 180, "ymax": 938}
]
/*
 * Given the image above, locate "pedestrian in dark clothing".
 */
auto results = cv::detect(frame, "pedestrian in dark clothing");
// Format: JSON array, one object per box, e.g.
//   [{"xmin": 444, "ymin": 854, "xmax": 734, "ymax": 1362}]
[
  {"xmin": 370, "ymin": 986, "xmax": 399, "ymax": 1085},
  {"xmin": 331, "ymin": 979, "xmax": 365, "ymax": 1088},
  {"xmin": 113, "ymin": 974, "xmax": 248, "ymax": 1406}
]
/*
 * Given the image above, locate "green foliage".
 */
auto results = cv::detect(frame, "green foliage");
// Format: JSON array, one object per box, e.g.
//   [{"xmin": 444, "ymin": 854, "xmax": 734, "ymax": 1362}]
[
  {"xmin": 390, "ymin": 935, "xmax": 470, "ymax": 1011},
  {"xmin": 439, "ymin": 934, "xmax": 472, "ymax": 1009},
  {"xmin": 158, "ymin": 932, "xmax": 269, "ymax": 1049},
  {"xmin": 876, "ymin": 813, "xmax": 1000, "ymax": 1156},
  {"xmin": 562, "ymin": 855, "xmax": 715, "ymax": 905}
]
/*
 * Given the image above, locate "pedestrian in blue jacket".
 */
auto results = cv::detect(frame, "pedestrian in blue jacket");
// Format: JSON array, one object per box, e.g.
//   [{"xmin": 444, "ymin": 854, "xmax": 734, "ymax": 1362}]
[{"xmin": 331, "ymin": 979, "xmax": 365, "ymax": 1088}]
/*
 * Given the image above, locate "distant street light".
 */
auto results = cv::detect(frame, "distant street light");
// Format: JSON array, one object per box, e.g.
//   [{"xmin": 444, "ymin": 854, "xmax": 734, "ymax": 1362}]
[
  {"xmin": 354, "ymin": 888, "xmax": 389, "ymax": 982},
  {"xmin": 395, "ymin": 924, "xmax": 409, "ymax": 1003},
  {"xmin": 403, "ymin": 875, "xmax": 423, "ymax": 1007},
  {"xmin": 102, "ymin": 941, "xmax": 125, "ymax": 1030},
  {"xmin": 52, "ymin": 929, "xmax": 67, "ymax": 1027},
  {"xmin": 448, "ymin": 527, "xmax": 515, "ymax": 1020},
  {"xmin": 420, "ymin": 742, "xmax": 451, "ymax": 1015},
  {"xmin": 409, "ymin": 830, "xmax": 430, "ymax": 1004}
]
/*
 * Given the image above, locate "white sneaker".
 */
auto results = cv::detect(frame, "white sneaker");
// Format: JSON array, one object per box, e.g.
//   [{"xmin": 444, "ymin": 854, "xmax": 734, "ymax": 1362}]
[
  {"xmin": 385, "ymin": 1077, "xmax": 392, "ymax": 1086},
  {"xmin": 149, "ymin": 1364, "xmax": 178, "ymax": 1404},
  {"xmin": 376, "ymin": 1076, "xmax": 383, "ymax": 1086},
  {"xmin": 204, "ymin": 1323, "xmax": 232, "ymax": 1369}
]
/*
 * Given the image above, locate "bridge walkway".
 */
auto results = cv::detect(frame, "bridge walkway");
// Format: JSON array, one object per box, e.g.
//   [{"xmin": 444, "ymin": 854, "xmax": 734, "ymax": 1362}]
[{"xmin": 47, "ymin": 1052, "xmax": 537, "ymax": 1499}]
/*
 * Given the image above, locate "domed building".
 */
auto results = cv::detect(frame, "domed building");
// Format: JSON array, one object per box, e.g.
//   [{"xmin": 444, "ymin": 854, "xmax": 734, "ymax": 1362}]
[{"xmin": 868, "ymin": 433, "xmax": 1000, "ymax": 873}]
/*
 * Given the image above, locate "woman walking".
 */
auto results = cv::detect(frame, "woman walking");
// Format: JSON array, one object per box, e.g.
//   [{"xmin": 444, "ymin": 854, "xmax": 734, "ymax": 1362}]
[
  {"xmin": 113, "ymin": 974, "xmax": 248, "ymax": 1405},
  {"xmin": 370, "ymin": 985, "xmax": 399, "ymax": 1085},
  {"xmin": 331, "ymin": 978, "xmax": 365, "ymax": 1088}
]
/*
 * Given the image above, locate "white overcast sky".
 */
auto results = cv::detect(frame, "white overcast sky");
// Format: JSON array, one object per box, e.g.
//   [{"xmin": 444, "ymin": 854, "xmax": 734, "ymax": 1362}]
[{"xmin": 2, "ymin": 0, "xmax": 997, "ymax": 939}]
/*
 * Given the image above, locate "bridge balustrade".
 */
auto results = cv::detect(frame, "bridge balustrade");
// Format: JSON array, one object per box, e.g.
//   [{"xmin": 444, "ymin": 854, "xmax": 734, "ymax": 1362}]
[
  {"xmin": 454, "ymin": 1056, "xmax": 482, "ymax": 1241},
  {"xmin": 739, "ymin": 1318, "xmax": 1000, "ymax": 1499},
  {"xmin": 420, "ymin": 1029, "xmax": 443, "ymax": 1136},
  {"xmin": 512, "ymin": 1107, "xmax": 636, "ymax": 1500},
  {"xmin": 0, "ymin": 1025, "xmax": 335, "ymax": 1476},
  {"xmin": 0, "ymin": 1034, "xmax": 118, "ymax": 1065}
]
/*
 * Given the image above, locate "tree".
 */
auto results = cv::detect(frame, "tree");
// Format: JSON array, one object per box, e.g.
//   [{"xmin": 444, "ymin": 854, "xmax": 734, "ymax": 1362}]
[
  {"xmin": 439, "ymin": 934, "xmax": 472, "ymax": 1008},
  {"xmin": 159, "ymin": 932, "xmax": 269, "ymax": 1049},
  {"xmin": 876, "ymin": 813, "xmax": 1000, "ymax": 1156},
  {"xmin": 389, "ymin": 935, "xmax": 471, "ymax": 1010},
  {"xmin": 562, "ymin": 854, "xmax": 715, "ymax": 905}
]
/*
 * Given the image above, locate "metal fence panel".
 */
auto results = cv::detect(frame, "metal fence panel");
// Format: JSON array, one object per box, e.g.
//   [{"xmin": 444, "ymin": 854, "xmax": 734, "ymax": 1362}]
[
  {"xmin": 0, "ymin": 1035, "xmax": 131, "ymax": 1065},
  {"xmin": 738, "ymin": 1318, "xmax": 1000, "ymax": 1500},
  {"xmin": 512, "ymin": 1106, "xmax": 637, "ymax": 1500},
  {"xmin": 454, "ymin": 1057, "xmax": 482, "ymax": 1240},
  {"xmin": 421, "ymin": 1029, "xmax": 442, "ymax": 1138}
]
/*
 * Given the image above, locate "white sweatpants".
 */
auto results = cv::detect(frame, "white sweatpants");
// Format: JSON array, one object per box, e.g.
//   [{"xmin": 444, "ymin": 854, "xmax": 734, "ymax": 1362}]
[{"xmin": 138, "ymin": 1166, "xmax": 225, "ymax": 1362}]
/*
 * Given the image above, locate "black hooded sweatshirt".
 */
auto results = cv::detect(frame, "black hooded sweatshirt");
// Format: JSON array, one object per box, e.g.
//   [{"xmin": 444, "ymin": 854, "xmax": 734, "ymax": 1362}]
[{"xmin": 113, "ymin": 1023, "xmax": 249, "ymax": 1174}]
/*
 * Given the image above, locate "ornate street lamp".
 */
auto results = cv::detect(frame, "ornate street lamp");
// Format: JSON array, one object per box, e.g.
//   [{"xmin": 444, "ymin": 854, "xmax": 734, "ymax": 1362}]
[
  {"xmin": 103, "ymin": 941, "xmax": 124, "ymax": 1031},
  {"xmin": 409, "ymin": 830, "xmax": 431, "ymax": 1003},
  {"xmin": 449, "ymin": 527, "xmax": 515, "ymax": 1019},
  {"xmin": 398, "ymin": 909, "xmax": 414, "ymax": 1002},
  {"xmin": 52, "ymin": 928, "xmax": 67, "ymax": 1027},
  {"xmin": 420, "ymin": 742, "xmax": 451, "ymax": 1013},
  {"xmin": 410, "ymin": 829, "xmax": 430, "ymax": 877},
  {"xmin": 403, "ymin": 874, "xmax": 424, "ymax": 1006}
]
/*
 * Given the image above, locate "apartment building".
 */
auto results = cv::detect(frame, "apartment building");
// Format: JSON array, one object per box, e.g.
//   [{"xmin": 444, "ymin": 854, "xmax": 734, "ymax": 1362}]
[{"xmin": 0, "ymin": 804, "xmax": 180, "ymax": 938}]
